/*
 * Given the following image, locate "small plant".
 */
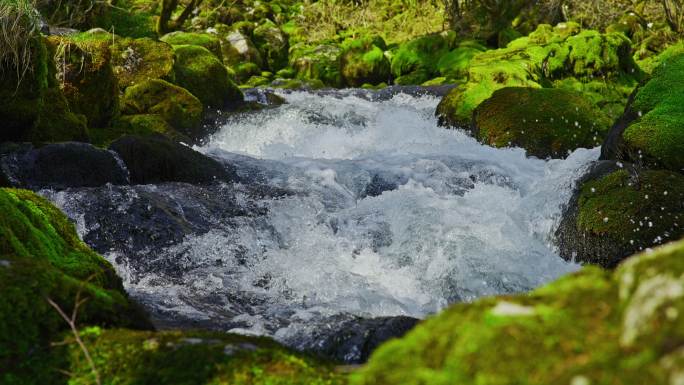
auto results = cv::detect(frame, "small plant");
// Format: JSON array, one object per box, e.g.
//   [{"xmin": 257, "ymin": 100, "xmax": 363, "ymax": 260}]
[
  {"xmin": 46, "ymin": 277, "xmax": 102, "ymax": 385},
  {"xmin": 0, "ymin": 0, "xmax": 41, "ymax": 86}
]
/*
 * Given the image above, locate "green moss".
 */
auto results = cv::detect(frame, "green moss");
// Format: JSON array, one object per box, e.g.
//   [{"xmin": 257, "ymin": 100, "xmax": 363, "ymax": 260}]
[
  {"xmin": 121, "ymin": 79, "xmax": 203, "ymax": 138},
  {"xmin": 233, "ymin": 61, "xmax": 262, "ymax": 84},
  {"xmin": 91, "ymin": 114, "xmax": 190, "ymax": 146},
  {"xmin": 436, "ymin": 43, "xmax": 485, "ymax": 80},
  {"xmin": 46, "ymin": 34, "xmax": 120, "ymax": 128},
  {"xmin": 618, "ymin": 54, "xmax": 684, "ymax": 172},
  {"xmin": 290, "ymin": 44, "xmax": 343, "ymax": 87},
  {"xmin": 390, "ymin": 33, "xmax": 454, "ymax": 84},
  {"xmin": 172, "ymin": 45, "xmax": 243, "ymax": 108},
  {"xmin": 109, "ymin": 36, "xmax": 176, "ymax": 89},
  {"xmin": 473, "ymin": 87, "xmax": 610, "ymax": 158},
  {"xmin": 577, "ymin": 169, "xmax": 684, "ymax": 249},
  {"xmin": 88, "ymin": 0, "xmax": 156, "ymax": 38},
  {"xmin": 436, "ymin": 24, "xmax": 641, "ymax": 128},
  {"xmin": 160, "ymin": 32, "xmax": 223, "ymax": 59},
  {"xmin": 340, "ymin": 37, "xmax": 390, "ymax": 87},
  {"xmin": 62, "ymin": 329, "xmax": 346, "ymax": 385},
  {"xmin": 354, "ymin": 237, "xmax": 684, "ymax": 384},
  {"xmin": 0, "ymin": 188, "xmax": 151, "ymax": 384},
  {"xmin": 32, "ymin": 88, "xmax": 90, "ymax": 143},
  {"xmin": 214, "ymin": 26, "xmax": 264, "ymax": 69},
  {"xmin": 253, "ymin": 20, "xmax": 289, "ymax": 72}
]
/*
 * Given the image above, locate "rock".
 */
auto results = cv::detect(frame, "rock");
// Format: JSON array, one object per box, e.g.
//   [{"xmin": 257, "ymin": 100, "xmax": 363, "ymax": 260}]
[
  {"xmin": 436, "ymin": 24, "xmax": 641, "ymax": 128},
  {"xmin": 213, "ymin": 25, "xmax": 263, "ymax": 69},
  {"xmin": 160, "ymin": 31, "xmax": 223, "ymax": 59},
  {"xmin": 56, "ymin": 329, "xmax": 344, "ymax": 384},
  {"xmin": 436, "ymin": 41, "xmax": 487, "ymax": 81},
  {"xmin": 253, "ymin": 20, "xmax": 289, "ymax": 72},
  {"xmin": 120, "ymin": 79, "xmax": 203, "ymax": 139},
  {"xmin": 555, "ymin": 164, "xmax": 684, "ymax": 268},
  {"xmin": 172, "ymin": 45, "xmax": 243, "ymax": 108},
  {"xmin": 354, "ymin": 237, "xmax": 684, "ymax": 385},
  {"xmin": 0, "ymin": 188, "xmax": 151, "ymax": 384},
  {"xmin": 290, "ymin": 44, "xmax": 343, "ymax": 88},
  {"xmin": 390, "ymin": 32, "xmax": 458, "ymax": 85},
  {"xmin": 600, "ymin": 54, "xmax": 684, "ymax": 173},
  {"xmin": 340, "ymin": 37, "xmax": 391, "ymax": 87},
  {"xmin": 46, "ymin": 33, "xmax": 119, "ymax": 128},
  {"xmin": 289, "ymin": 315, "xmax": 420, "ymax": 364},
  {"xmin": 101, "ymin": 114, "xmax": 191, "ymax": 145},
  {"xmin": 109, "ymin": 36, "xmax": 176, "ymax": 89},
  {"xmin": 0, "ymin": 142, "xmax": 129, "ymax": 190},
  {"xmin": 0, "ymin": 35, "xmax": 88, "ymax": 143},
  {"xmin": 109, "ymin": 135, "xmax": 237, "ymax": 185},
  {"xmin": 471, "ymin": 87, "xmax": 611, "ymax": 158}
]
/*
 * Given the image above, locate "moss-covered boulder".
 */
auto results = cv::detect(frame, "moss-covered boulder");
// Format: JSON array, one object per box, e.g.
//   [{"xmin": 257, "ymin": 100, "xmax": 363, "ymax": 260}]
[
  {"xmin": 121, "ymin": 79, "xmax": 203, "ymax": 139},
  {"xmin": 213, "ymin": 25, "xmax": 264, "ymax": 69},
  {"xmin": 160, "ymin": 31, "xmax": 223, "ymax": 59},
  {"xmin": 436, "ymin": 23, "xmax": 641, "ymax": 128},
  {"xmin": 253, "ymin": 20, "xmax": 289, "ymax": 72},
  {"xmin": 390, "ymin": 32, "xmax": 457, "ymax": 85},
  {"xmin": 46, "ymin": 34, "xmax": 119, "ymax": 128},
  {"xmin": 172, "ymin": 44, "xmax": 243, "ymax": 108},
  {"xmin": 91, "ymin": 114, "xmax": 190, "ymax": 146},
  {"xmin": 109, "ymin": 36, "xmax": 176, "ymax": 89},
  {"xmin": 0, "ymin": 188, "xmax": 151, "ymax": 385},
  {"xmin": 290, "ymin": 44, "xmax": 343, "ymax": 87},
  {"xmin": 602, "ymin": 54, "xmax": 684, "ymax": 173},
  {"xmin": 340, "ymin": 37, "xmax": 390, "ymax": 87},
  {"xmin": 353, "ymin": 236, "xmax": 684, "ymax": 385},
  {"xmin": 60, "ymin": 329, "xmax": 345, "ymax": 385},
  {"xmin": 556, "ymin": 166, "xmax": 684, "ymax": 268},
  {"xmin": 436, "ymin": 41, "xmax": 487, "ymax": 81},
  {"xmin": 471, "ymin": 87, "xmax": 611, "ymax": 158},
  {"xmin": 109, "ymin": 135, "xmax": 237, "ymax": 185}
]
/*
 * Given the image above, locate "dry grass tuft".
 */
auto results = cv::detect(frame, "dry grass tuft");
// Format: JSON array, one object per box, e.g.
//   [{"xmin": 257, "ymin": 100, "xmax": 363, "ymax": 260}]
[{"xmin": 0, "ymin": 0, "xmax": 42, "ymax": 85}]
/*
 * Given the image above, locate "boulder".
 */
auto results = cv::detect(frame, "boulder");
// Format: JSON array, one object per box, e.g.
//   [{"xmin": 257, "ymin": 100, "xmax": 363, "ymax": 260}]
[
  {"xmin": 471, "ymin": 87, "xmax": 611, "ymax": 158},
  {"xmin": 601, "ymin": 54, "xmax": 684, "ymax": 173},
  {"xmin": 120, "ymin": 79, "xmax": 203, "ymax": 139},
  {"xmin": 556, "ymin": 164, "xmax": 684, "ymax": 268},
  {"xmin": 213, "ymin": 25, "xmax": 263, "ymax": 69},
  {"xmin": 109, "ymin": 36, "xmax": 176, "ymax": 89},
  {"xmin": 253, "ymin": 20, "xmax": 289, "ymax": 72},
  {"xmin": 340, "ymin": 37, "xmax": 391, "ymax": 87},
  {"xmin": 109, "ymin": 135, "xmax": 237, "ymax": 185},
  {"xmin": 290, "ymin": 44, "xmax": 343, "ymax": 87},
  {"xmin": 172, "ymin": 45, "xmax": 243, "ymax": 108},
  {"xmin": 160, "ymin": 31, "xmax": 223, "ymax": 59},
  {"xmin": 0, "ymin": 142, "xmax": 129, "ymax": 190},
  {"xmin": 390, "ymin": 32, "xmax": 457, "ymax": 85},
  {"xmin": 354, "ymin": 237, "xmax": 684, "ymax": 385}
]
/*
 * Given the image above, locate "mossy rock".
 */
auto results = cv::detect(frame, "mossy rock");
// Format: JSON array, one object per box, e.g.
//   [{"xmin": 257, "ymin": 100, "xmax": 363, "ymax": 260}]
[
  {"xmin": 436, "ymin": 24, "xmax": 641, "ymax": 128},
  {"xmin": 32, "ymin": 88, "xmax": 90, "ymax": 143},
  {"xmin": 556, "ymin": 167, "xmax": 684, "ymax": 268},
  {"xmin": 0, "ymin": 188, "xmax": 151, "ymax": 384},
  {"xmin": 602, "ymin": 54, "xmax": 684, "ymax": 173},
  {"xmin": 121, "ymin": 79, "xmax": 203, "ymax": 139},
  {"xmin": 436, "ymin": 42, "xmax": 486, "ymax": 80},
  {"xmin": 232, "ymin": 61, "xmax": 262, "ymax": 84},
  {"xmin": 253, "ymin": 20, "xmax": 289, "ymax": 72},
  {"xmin": 213, "ymin": 25, "xmax": 264, "ymax": 69},
  {"xmin": 471, "ymin": 87, "xmax": 611, "ymax": 158},
  {"xmin": 160, "ymin": 31, "xmax": 223, "ymax": 60},
  {"xmin": 290, "ymin": 44, "xmax": 342, "ymax": 87},
  {"xmin": 46, "ymin": 34, "xmax": 119, "ymax": 128},
  {"xmin": 172, "ymin": 45, "xmax": 243, "ymax": 108},
  {"xmin": 60, "ymin": 329, "xmax": 345, "ymax": 385},
  {"xmin": 92, "ymin": 114, "xmax": 190, "ymax": 146},
  {"xmin": 87, "ymin": 0, "xmax": 157, "ymax": 38},
  {"xmin": 390, "ymin": 33, "xmax": 455, "ymax": 84},
  {"xmin": 109, "ymin": 36, "xmax": 176, "ymax": 89},
  {"xmin": 340, "ymin": 37, "xmax": 391, "ymax": 87},
  {"xmin": 353, "ymin": 237, "xmax": 684, "ymax": 385}
]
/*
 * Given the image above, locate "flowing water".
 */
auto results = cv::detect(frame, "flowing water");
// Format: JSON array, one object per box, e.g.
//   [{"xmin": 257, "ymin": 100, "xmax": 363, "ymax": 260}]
[{"xmin": 47, "ymin": 89, "xmax": 599, "ymax": 358}]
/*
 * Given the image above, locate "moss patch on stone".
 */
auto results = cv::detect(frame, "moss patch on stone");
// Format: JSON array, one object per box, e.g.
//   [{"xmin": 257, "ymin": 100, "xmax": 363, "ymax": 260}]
[
  {"xmin": 109, "ymin": 36, "xmax": 176, "ymax": 89},
  {"xmin": 172, "ymin": 44, "xmax": 243, "ymax": 108},
  {"xmin": 390, "ymin": 32, "xmax": 456, "ymax": 85},
  {"xmin": 472, "ymin": 87, "xmax": 611, "ymax": 158},
  {"xmin": 340, "ymin": 36, "xmax": 391, "ymax": 87},
  {"xmin": 290, "ymin": 44, "xmax": 343, "ymax": 87},
  {"xmin": 354, "ymin": 236, "xmax": 684, "ymax": 385},
  {"xmin": 61, "ymin": 329, "xmax": 346, "ymax": 385},
  {"xmin": 253, "ymin": 20, "xmax": 289, "ymax": 72},
  {"xmin": 121, "ymin": 79, "xmax": 203, "ymax": 139},
  {"xmin": 160, "ymin": 31, "xmax": 223, "ymax": 59}
]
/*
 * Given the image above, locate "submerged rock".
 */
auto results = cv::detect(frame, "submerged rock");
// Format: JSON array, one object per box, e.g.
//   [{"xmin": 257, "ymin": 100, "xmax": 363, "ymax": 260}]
[
  {"xmin": 0, "ymin": 142, "xmax": 128, "ymax": 190},
  {"xmin": 471, "ymin": 87, "xmax": 611, "ymax": 158},
  {"xmin": 109, "ymin": 135, "xmax": 237, "ymax": 185},
  {"xmin": 353, "ymin": 237, "xmax": 684, "ymax": 385}
]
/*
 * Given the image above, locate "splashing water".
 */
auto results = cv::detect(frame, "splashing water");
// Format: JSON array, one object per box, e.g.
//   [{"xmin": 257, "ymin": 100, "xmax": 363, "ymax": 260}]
[{"xmin": 48, "ymin": 89, "xmax": 598, "ymax": 347}]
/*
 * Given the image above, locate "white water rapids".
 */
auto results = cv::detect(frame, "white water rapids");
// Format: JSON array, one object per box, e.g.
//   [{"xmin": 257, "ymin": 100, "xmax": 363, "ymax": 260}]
[{"xmin": 49, "ymin": 89, "xmax": 599, "ymax": 349}]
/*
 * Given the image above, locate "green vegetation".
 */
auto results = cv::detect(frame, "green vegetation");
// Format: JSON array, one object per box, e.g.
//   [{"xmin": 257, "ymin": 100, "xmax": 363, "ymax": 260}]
[
  {"xmin": 472, "ymin": 87, "xmax": 611, "ymax": 158},
  {"xmin": 160, "ymin": 31, "xmax": 223, "ymax": 58},
  {"xmin": 340, "ymin": 37, "xmax": 391, "ymax": 87},
  {"xmin": 353, "ymin": 237, "xmax": 684, "ymax": 385}
]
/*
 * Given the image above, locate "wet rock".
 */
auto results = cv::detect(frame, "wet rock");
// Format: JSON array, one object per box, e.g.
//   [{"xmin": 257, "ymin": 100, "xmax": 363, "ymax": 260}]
[
  {"xmin": 0, "ymin": 142, "xmax": 128, "ymax": 190},
  {"xmin": 109, "ymin": 135, "xmax": 237, "ymax": 185}
]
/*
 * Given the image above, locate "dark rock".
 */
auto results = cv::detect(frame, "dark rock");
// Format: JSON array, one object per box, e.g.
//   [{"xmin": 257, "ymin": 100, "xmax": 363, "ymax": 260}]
[
  {"xmin": 288, "ymin": 315, "xmax": 420, "ymax": 364},
  {"xmin": 0, "ymin": 142, "xmax": 129, "ymax": 190},
  {"xmin": 109, "ymin": 135, "xmax": 237, "ymax": 185}
]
